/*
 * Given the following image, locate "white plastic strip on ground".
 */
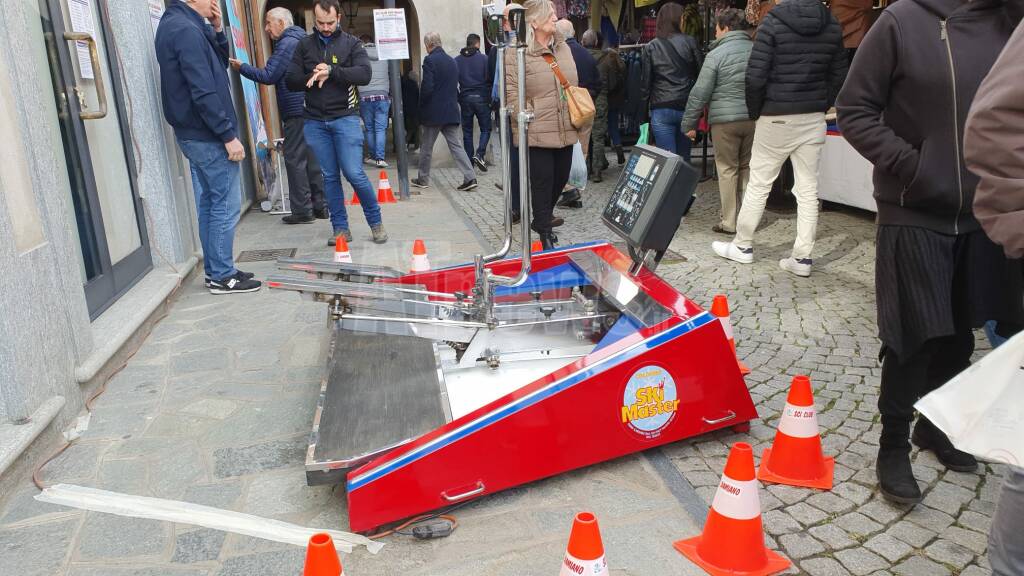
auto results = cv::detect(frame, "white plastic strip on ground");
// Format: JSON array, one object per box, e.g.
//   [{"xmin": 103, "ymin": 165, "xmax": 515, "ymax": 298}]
[{"xmin": 36, "ymin": 484, "xmax": 384, "ymax": 554}]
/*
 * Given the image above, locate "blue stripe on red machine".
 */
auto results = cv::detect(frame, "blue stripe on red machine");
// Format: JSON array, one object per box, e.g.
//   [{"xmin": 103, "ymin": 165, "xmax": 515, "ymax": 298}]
[{"xmin": 347, "ymin": 310, "xmax": 716, "ymax": 491}]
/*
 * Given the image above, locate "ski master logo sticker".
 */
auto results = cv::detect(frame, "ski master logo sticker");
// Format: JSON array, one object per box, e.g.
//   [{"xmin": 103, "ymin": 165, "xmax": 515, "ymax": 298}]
[{"xmin": 620, "ymin": 365, "xmax": 680, "ymax": 439}]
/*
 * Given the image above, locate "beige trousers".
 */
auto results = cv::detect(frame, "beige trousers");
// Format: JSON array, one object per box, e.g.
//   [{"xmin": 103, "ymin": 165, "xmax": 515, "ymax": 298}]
[{"xmin": 711, "ymin": 120, "xmax": 756, "ymax": 232}]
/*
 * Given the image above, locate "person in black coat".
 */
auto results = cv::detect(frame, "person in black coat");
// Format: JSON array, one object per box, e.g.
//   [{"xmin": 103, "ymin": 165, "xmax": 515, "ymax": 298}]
[
  {"xmin": 555, "ymin": 19, "xmax": 599, "ymax": 165},
  {"xmin": 411, "ymin": 32, "xmax": 478, "ymax": 191},
  {"xmin": 712, "ymin": 0, "xmax": 847, "ymax": 279},
  {"xmin": 233, "ymin": 8, "xmax": 326, "ymax": 224},
  {"xmin": 401, "ymin": 68, "xmax": 421, "ymax": 151},
  {"xmin": 638, "ymin": 2, "xmax": 702, "ymax": 160}
]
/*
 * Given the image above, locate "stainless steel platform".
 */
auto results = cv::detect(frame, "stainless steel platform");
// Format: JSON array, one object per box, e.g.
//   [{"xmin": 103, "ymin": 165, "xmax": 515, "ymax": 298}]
[{"xmin": 306, "ymin": 326, "xmax": 450, "ymax": 485}]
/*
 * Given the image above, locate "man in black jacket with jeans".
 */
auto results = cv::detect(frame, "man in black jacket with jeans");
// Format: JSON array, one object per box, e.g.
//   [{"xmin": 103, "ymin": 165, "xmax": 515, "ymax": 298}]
[
  {"xmin": 711, "ymin": 0, "xmax": 847, "ymax": 278},
  {"xmin": 286, "ymin": 0, "xmax": 387, "ymax": 246}
]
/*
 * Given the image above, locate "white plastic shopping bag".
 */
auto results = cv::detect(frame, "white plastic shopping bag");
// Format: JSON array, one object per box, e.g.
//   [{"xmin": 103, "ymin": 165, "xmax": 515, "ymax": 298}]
[
  {"xmin": 567, "ymin": 142, "xmax": 588, "ymax": 190},
  {"xmin": 915, "ymin": 331, "xmax": 1024, "ymax": 467}
]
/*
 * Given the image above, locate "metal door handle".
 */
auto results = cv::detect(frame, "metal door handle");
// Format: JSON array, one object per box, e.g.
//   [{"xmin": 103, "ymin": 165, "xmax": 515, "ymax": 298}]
[
  {"xmin": 441, "ymin": 481, "xmax": 485, "ymax": 502},
  {"xmin": 63, "ymin": 31, "xmax": 107, "ymax": 120},
  {"xmin": 702, "ymin": 411, "xmax": 736, "ymax": 426}
]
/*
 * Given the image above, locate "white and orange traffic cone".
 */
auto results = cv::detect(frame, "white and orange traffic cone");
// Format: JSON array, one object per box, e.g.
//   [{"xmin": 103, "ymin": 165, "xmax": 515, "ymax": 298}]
[
  {"xmin": 560, "ymin": 512, "xmax": 608, "ymax": 576},
  {"xmin": 303, "ymin": 532, "xmax": 343, "ymax": 576},
  {"xmin": 410, "ymin": 239, "xmax": 430, "ymax": 272},
  {"xmin": 711, "ymin": 295, "xmax": 751, "ymax": 376},
  {"xmin": 377, "ymin": 170, "xmax": 397, "ymax": 204},
  {"xmin": 757, "ymin": 375, "xmax": 835, "ymax": 490},
  {"xmin": 531, "ymin": 239, "xmax": 543, "ymax": 253},
  {"xmin": 674, "ymin": 443, "xmax": 791, "ymax": 576},
  {"xmin": 333, "ymin": 235, "xmax": 353, "ymax": 264},
  {"xmin": 348, "ymin": 190, "xmax": 361, "ymax": 206}
]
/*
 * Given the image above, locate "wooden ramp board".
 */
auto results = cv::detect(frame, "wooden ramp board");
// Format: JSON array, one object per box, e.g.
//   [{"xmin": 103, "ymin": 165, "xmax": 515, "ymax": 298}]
[{"xmin": 307, "ymin": 328, "xmax": 449, "ymax": 485}]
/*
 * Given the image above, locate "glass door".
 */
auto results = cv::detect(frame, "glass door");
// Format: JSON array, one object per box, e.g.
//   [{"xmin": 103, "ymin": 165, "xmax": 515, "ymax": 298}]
[{"xmin": 39, "ymin": 0, "xmax": 151, "ymax": 319}]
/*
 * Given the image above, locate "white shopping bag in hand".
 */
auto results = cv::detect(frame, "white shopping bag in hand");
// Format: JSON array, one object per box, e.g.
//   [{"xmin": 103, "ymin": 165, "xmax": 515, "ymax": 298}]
[{"xmin": 915, "ymin": 331, "xmax": 1024, "ymax": 466}]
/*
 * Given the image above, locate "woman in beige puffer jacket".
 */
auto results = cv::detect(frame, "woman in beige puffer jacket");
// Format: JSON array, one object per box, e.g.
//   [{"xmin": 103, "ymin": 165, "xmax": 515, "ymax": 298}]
[{"xmin": 504, "ymin": 0, "xmax": 580, "ymax": 249}]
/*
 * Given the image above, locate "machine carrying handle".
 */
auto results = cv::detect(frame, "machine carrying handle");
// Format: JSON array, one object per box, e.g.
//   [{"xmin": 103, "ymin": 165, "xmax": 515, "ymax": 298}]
[
  {"xmin": 702, "ymin": 411, "xmax": 736, "ymax": 426},
  {"xmin": 440, "ymin": 481, "xmax": 486, "ymax": 502}
]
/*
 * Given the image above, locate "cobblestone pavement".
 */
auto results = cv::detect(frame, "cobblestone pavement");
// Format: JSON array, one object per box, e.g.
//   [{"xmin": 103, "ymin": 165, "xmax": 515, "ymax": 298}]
[{"xmin": 438, "ymin": 152, "xmax": 1006, "ymax": 576}]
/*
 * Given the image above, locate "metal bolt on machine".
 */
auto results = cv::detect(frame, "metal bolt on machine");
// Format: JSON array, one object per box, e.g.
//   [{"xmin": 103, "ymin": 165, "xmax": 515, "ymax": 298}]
[{"xmin": 267, "ymin": 7, "xmax": 758, "ymax": 533}]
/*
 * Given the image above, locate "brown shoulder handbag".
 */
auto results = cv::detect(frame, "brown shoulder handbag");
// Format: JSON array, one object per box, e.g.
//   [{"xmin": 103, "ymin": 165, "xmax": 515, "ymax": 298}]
[{"xmin": 542, "ymin": 53, "xmax": 595, "ymax": 130}]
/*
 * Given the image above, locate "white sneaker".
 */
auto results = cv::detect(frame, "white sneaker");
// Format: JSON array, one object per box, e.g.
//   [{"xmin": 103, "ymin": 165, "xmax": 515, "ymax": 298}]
[
  {"xmin": 779, "ymin": 257, "xmax": 812, "ymax": 277},
  {"xmin": 712, "ymin": 241, "xmax": 753, "ymax": 264}
]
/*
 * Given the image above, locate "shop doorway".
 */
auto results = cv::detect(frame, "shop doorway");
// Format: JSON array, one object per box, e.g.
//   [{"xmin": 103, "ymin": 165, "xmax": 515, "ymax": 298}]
[{"xmin": 37, "ymin": 0, "xmax": 151, "ymax": 319}]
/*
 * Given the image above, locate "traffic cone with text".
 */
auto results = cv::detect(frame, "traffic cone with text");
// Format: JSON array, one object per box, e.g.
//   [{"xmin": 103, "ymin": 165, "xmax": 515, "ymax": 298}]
[
  {"xmin": 711, "ymin": 295, "xmax": 751, "ymax": 375},
  {"xmin": 333, "ymin": 235, "xmax": 353, "ymax": 264},
  {"xmin": 377, "ymin": 170, "xmax": 397, "ymax": 203},
  {"xmin": 410, "ymin": 239, "xmax": 430, "ymax": 272},
  {"xmin": 559, "ymin": 512, "xmax": 608, "ymax": 576},
  {"xmin": 303, "ymin": 532, "xmax": 343, "ymax": 576},
  {"xmin": 757, "ymin": 375, "xmax": 835, "ymax": 490},
  {"xmin": 674, "ymin": 443, "xmax": 790, "ymax": 576}
]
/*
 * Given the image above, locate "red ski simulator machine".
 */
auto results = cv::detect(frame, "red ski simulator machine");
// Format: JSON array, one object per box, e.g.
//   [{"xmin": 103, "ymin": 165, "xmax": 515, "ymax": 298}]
[{"xmin": 267, "ymin": 6, "xmax": 758, "ymax": 534}]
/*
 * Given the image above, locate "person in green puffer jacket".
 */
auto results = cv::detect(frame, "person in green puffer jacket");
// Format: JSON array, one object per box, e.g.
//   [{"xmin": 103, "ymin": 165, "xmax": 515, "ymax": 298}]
[{"xmin": 681, "ymin": 10, "xmax": 754, "ymax": 234}]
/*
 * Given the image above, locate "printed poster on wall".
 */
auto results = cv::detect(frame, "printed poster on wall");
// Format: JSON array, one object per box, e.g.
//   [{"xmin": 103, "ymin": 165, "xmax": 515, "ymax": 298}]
[
  {"xmin": 373, "ymin": 9, "xmax": 409, "ymax": 61},
  {"xmin": 223, "ymin": 0, "xmax": 273, "ymax": 193}
]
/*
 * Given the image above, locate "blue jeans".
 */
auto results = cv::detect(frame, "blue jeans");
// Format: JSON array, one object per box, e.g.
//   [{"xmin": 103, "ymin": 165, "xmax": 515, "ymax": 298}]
[
  {"xmin": 177, "ymin": 138, "xmax": 241, "ymax": 281},
  {"xmin": 359, "ymin": 98, "xmax": 390, "ymax": 161},
  {"xmin": 650, "ymin": 107, "xmax": 691, "ymax": 162},
  {"xmin": 304, "ymin": 115, "xmax": 382, "ymax": 232},
  {"xmin": 460, "ymin": 94, "xmax": 492, "ymax": 159},
  {"xmin": 607, "ymin": 106, "xmax": 622, "ymax": 146}
]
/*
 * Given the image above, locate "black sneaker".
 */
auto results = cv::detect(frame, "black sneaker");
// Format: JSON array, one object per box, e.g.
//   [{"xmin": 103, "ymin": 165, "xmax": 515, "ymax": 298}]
[
  {"xmin": 205, "ymin": 270, "xmax": 254, "ymax": 288},
  {"xmin": 313, "ymin": 208, "xmax": 329, "ymax": 219},
  {"xmin": 410, "ymin": 178, "xmax": 430, "ymax": 189},
  {"xmin": 457, "ymin": 179, "xmax": 478, "ymax": 191},
  {"xmin": 282, "ymin": 213, "xmax": 315, "ymax": 224},
  {"xmin": 209, "ymin": 272, "xmax": 262, "ymax": 295},
  {"xmin": 472, "ymin": 156, "xmax": 488, "ymax": 172}
]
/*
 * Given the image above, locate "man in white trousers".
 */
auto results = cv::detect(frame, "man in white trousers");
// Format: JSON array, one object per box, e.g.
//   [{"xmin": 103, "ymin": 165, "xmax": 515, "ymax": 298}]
[{"xmin": 710, "ymin": 0, "xmax": 847, "ymax": 277}]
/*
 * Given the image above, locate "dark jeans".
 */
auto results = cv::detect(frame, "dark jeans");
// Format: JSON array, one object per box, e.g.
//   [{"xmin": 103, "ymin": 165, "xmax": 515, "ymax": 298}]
[
  {"xmin": 460, "ymin": 94, "xmax": 492, "ymax": 159},
  {"xmin": 303, "ymin": 115, "xmax": 382, "ymax": 232},
  {"xmin": 878, "ymin": 332, "xmax": 974, "ymax": 449},
  {"xmin": 607, "ymin": 105, "xmax": 622, "ymax": 146},
  {"xmin": 528, "ymin": 145, "xmax": 573, "ymax": 233},
  {"xmin": 283, "ymin": 116, "xmax": 326, "ymax": 217},
  {"xmin": 177, "ymin": 138, "xmax": 241, "ymax": 281},
  {"xmin": 650, "ymin": 107, "xmax": 692, "ymax": 162}
]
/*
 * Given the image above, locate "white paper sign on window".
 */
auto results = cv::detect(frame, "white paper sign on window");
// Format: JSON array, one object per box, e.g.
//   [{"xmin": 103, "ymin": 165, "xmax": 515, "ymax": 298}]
[{"xmin": 69, "ymin": 0, "xmax": 95, "ymax": 79}]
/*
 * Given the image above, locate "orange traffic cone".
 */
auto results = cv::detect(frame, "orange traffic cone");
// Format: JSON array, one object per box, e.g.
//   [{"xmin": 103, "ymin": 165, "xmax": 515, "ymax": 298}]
[
  {"xmin": 674, "ymin": 443, "xmax": 790, "ymax": 576},
  {"xmin": 560, "ymin": 512, "xmax": 608, "ymax": 576},
  {"xmin": 348, "ymin": 190, "xmax": 361, "ymax": 206},
  {"xmin": 711, "ymin": 295, "xmax": 751, "ymax": 376},
  {"xmin": 410, "ymin": 239, "xmax": 430, "ymax": 272},
  {"xmin": 531, "ymin": 239, "xmax": 543, "ymax": 253},
  {"xmin": 303, "ymin": 532, "xmax": 343, "ymax": 576},
  {"xmin": 333, "ymin": 236, "xmax": 353, "ymax": 264},
  {"xmin": 377, "ymin": 170, "xmax": 397, "ymax": 203},
  {"xmin": 757, "ymin": 375, "xmax": 835, "ymax": 490}
]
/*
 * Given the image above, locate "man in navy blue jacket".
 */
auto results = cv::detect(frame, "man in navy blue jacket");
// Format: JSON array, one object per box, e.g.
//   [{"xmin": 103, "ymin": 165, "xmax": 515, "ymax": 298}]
[
  {"xmin": 155, "ymin": 0, "xmax": 261, "ymax": 294},
  {"xmin": 411, "ymin": 32, "xmax": 477, "ymax": 191},
  {"xmin": 455, "ymin": 33, "xmax": 490, "ymax": 172},
  {"xmin": 231, "ymin": 7, "xmax": 326, "ymax": 225}
]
